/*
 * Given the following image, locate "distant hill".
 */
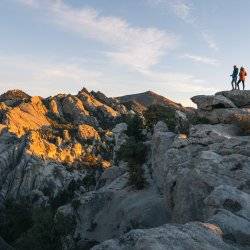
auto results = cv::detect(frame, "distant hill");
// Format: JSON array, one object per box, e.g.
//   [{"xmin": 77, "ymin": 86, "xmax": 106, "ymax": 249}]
[
  {"xmin": 119, "ymin": 100, "xmax": 147, "ymax": 114},
  {"xmin": 0, "ymin": 89, "xmax": 31, "ymax": 101},
  {"xmin": 116, "ymin": 91, "xmax": 184, "ymax": 112}
]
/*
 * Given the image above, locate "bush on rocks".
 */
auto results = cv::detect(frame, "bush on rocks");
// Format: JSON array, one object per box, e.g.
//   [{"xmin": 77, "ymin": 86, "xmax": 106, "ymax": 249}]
[
  {"xmin": 0, "ymin": 199, "xmax": 75, "ymax": 250},
  {"xmin": 0, "ymin": 199, "xmax": 33, "ymax": 244},
  {"xmin": 144, "ymin": 105, "xmax": 176, "ymax": 131},
  {"xmin": 116, "ymin": 115, "xmax": 148, "ymax": 189}
]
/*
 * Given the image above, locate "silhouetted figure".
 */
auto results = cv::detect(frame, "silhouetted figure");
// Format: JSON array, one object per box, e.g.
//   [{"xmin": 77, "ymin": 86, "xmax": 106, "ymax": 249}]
[
  {"xmin": 237, "ymin": 67, "xmax": 247, "ymax": 90},
  {"xmin": 230, "ymin": 65, "xmax": 239, "ymax": 90}
]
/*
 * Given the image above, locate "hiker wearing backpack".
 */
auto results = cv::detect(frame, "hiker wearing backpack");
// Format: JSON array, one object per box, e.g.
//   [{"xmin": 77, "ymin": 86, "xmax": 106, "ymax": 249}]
[
  {"xmin": 230, "ymin": 65, "xmax": 239, "ymax": 90},
  {"xmin": 237, "ymin": 67, "xmax": 247, "ymax": 90}
]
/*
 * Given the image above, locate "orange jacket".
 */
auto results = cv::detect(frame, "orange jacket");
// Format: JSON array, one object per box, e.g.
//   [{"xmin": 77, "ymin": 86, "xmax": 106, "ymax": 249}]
[{"xmin": 239, "ymin": 69, "xmax": 247, "ymax": 80}]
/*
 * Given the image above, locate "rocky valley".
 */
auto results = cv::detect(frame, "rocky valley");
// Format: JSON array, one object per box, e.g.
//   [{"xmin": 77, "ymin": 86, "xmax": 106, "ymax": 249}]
[{"xmin": 0, "ymin": 88, "xmax": 249, "ymax": 250}]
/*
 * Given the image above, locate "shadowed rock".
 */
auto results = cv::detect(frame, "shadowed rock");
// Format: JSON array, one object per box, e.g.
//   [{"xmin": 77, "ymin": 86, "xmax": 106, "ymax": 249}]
[{"xmin": 216, "ymin": 90, "xmax": 250, "ymax": 108}]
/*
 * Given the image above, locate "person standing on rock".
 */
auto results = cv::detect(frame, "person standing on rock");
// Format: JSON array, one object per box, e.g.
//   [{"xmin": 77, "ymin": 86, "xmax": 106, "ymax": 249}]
[
  {"xmin": 237, "ymin": 67, "xmax": 247, "ymax": 90},
  {"xmin": 230, "ymin": 65, "xmax": 239, "ymax": 90}
]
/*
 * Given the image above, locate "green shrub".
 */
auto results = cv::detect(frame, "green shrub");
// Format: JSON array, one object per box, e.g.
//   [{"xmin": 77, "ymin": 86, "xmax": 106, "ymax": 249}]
[
  {"xmin": 125, "ymin": 115, "xmax": 146, "ymax": 141},
  {"xmin": 144, "ymin": 105, "xmax": 176, "ymax": 131},
  {"xmin": 82, "ymin": 173, "xmax": 96, "ymax": 191},
  {"xmin": 115, "ymin": 114, "xmax": 148, "ymax": 189},
  {"xmin": 0, "ymin": 199, "xmax": 33, "ymax": 244},
  {"xmin": 0, "ymin": 196, "xmax": 77, "ymax": 249},
  {"xmin": 71, "ymin": 199, "xmax": 81, "ymax": 209},
  {"xmin": 128, "ymin": 162, "xmax": 146, "ymax": 190},
  {"xmin": 50, "ymin": 179, "xmax": 82, "ymax": 210},
  {"xmin": 116, "ymin": 135, "xmax": 148, "ymax": 190},
  {"xmin": 14, "ymin": 208, "xmax": 60, "ymax": 250},
  {"xmin": 116, "ymin": 138, "xmax": 147, "ymax": 165},
  {"xmin": 189, "ymin": 115, "xmax": 210, "ymax": 125},
  {"xmin": 54, "ymin": 211, "xmax": 75, "ymax": 237},
  {"xmin": 14, "ymin": 207, "xmax": 75, "ymax": 250}
]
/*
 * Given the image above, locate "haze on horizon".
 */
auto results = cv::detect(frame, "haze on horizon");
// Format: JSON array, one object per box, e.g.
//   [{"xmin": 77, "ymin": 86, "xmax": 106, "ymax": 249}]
[{"xmin": 0, "ymin": 0, "xmax": 249, "ymax": 106}]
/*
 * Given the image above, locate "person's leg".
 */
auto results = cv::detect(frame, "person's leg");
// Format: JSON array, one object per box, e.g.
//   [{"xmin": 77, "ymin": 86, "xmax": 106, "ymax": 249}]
[
  {"xmin": 242, "ymin": 80, "xmax": 245, "ymax": 90},
  {"xmin": 234, "ymin": 78, "xmax": 237, "ymax": 89},
  {"xmin": 231, "ymin": 79, "xmax": 235, "ymax": 90},
  {"xmin": 237, "ymin": 80, "xmax": 241, "ymax": 90}
]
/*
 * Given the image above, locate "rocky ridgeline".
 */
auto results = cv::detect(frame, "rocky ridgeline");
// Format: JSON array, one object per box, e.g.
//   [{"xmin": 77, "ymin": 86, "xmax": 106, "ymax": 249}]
[
  {"xmin": 192, "ymin": 90, "xmax": 250, "ymax": 132},
  {"xmin": 0, "ymin": 89, "xmax": 249, "ymax": 250},
  {"xmin": 0, "ymin": 88, "xmax": 129, "ymax": 204}
]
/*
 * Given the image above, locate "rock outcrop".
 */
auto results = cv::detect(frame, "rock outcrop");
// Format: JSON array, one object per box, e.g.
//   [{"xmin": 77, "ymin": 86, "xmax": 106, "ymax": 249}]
[
  {"xmin": 192, "ymin": 90, "xmax": 250, "ymax": 128},
  {"xmin": 93, "ymin": 222, "xmax": 236, "ymax": 250},
  {"xmin": 191, "ymin": 94, "xmax": 237, "ymax": 110},
  {"xmin": 216, "ymin": 90, "xmax": 250, "ymax": 108},
  {"xmin": 4, "ymin": 96, "xmax": 50, "ymax": 137}
]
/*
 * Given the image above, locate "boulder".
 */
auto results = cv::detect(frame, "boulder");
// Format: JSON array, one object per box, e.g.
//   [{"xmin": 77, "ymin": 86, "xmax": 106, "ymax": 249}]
[
  {"xmin": 96, "ymin": 165, "xmax": 127, "ymax": 189},
  {"xmin": 112, "ymin": 123, "xmax": 128, "ymax": 153},
  {"xmin": 69, "ymin": 174, "xmax": 168, "ymax": 244},
  {"xmin": 92, "ymin": 222, "xmax": 236, "ymax": 250},
  {"xmin": 189, "ymin": 124, "xmax": 241, "ymax": 140},
  {"xmin": 151, "ymin": 130, "xmax": 176, "ymax": 193},
  {"xmin": 191, "ymin": 95, "xmax": 236, "ymax": 110},
  {"xmin": 205, "ymin": 185, "xmax": 250, "ymax": 219},
  {"xmin": 175, "ymin": 110, "xmax": 189, "ymax": 133},
  {"xmin": 78, "ymin": 124, "xmax": 100, "ymax": 141},
  {"xmin": 216, "ymin": 90, "xmax": 250, "ymax": 108},
  {"xmin": 49, "ymin": 98, "xmax": 63, "ymax": 116},
  {"xmin": 153, "ymin": 121, "xmax": 169, "ymax": 134},
  {"xmin": 4, "ymin": 96, "xmax": 50, "ymax": 137},
  {"xmin": 205, "ymin": 185, "xmax": 250, "ymax": 246},
  {"xmin": 208, "ymin": 210, "xmax": 250, "ymax": 246},
  {"xmin": 61, "ymin": 95, "xmax": 90, "ymax": 123},
  {"xmin": 197, "ymin": 108, "xmax": 250, "ymax": 124}
]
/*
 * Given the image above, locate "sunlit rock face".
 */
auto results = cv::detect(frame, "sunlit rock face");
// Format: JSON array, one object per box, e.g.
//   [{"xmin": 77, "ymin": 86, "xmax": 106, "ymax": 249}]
[
  {"xmin": 26, "ymin": 130, "xmax": 84, "ymax": 163},
  {"xmin": 78, "ymin": 124, "xmax": 100, "ymax": 141},
  {"xmin": 0, "ymin": 88, "xmax": 128, "ymax": 203},
  {"xmin": 4, "ymin": 96, "xmax": 50, "ymax": 137}
]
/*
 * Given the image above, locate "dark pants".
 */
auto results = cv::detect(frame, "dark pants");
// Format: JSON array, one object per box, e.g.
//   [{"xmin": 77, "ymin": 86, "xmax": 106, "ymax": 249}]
[
  {"xmin": 237, "ymin": 79, "xmax": 245, "ymax": 90},
  {"xmin": 231, "ymin": 77, "xmax": 237, "ymax": 90}
]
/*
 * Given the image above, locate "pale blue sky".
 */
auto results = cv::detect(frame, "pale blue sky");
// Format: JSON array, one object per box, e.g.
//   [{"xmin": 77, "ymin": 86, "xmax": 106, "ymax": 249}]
[{"xmin": 0, "ymin": 0, "xmax": 249, "ymax": 106}]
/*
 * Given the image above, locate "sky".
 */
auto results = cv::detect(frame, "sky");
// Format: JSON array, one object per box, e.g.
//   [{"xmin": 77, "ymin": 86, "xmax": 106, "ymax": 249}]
[{"xmin": 0, "ymin": 0, "xmax": 250, "ymax": 106}]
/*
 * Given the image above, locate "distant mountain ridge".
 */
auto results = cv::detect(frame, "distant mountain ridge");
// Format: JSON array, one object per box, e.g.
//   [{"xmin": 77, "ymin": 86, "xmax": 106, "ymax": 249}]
[{"xmin": 116, "ymin": 90, "xmax": 184, "ymax": 112}]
